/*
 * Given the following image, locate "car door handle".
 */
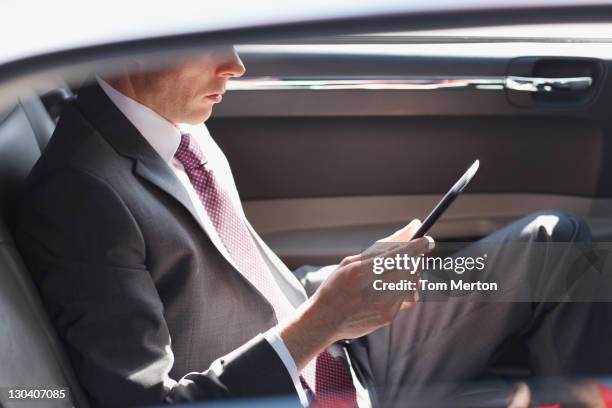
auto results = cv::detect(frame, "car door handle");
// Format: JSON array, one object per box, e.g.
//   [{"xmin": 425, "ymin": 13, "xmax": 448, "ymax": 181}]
[{"xmin": 505, "ymin": 75, "xmax": 592, "ymax": 92}]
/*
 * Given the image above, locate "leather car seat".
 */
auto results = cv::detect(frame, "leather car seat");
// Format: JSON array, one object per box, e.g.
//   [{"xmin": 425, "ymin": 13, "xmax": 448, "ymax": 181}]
[{"xmin": 0, "ymin": 96, "xmax": 88, "ymax": 408}]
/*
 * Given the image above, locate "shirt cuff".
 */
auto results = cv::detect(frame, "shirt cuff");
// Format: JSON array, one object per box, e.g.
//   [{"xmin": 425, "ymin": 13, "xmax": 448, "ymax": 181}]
[{"xmin": 263, "ymin": 326, "xmax": 309, "ymax": 407}]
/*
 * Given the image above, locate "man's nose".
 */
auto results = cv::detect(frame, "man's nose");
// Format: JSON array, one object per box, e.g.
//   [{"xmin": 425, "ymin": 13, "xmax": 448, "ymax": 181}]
[{"xmin": 215, "ymin": 46, "xmax": 246, "ymax": 78}]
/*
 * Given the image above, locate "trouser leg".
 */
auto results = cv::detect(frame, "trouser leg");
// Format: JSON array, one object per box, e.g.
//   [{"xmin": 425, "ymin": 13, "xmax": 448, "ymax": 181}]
[{"xmin": 359, "ymin": 211, "xmax": 611, "ymax": 407}]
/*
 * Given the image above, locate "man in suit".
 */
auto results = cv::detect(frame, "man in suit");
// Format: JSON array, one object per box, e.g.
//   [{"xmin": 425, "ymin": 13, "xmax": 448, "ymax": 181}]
[{"xmin": 14, "ymin": 46, "xmax": 612, "ymax": 408}]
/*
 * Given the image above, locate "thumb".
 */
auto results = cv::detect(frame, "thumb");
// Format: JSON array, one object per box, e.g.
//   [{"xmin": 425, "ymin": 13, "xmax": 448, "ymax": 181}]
[
  {"xmin": 378, "ymin": 219, "xmax": 422, "ymax": 242},
  {"xmin": 406, "ymin": 235, "xmax": 436, "ymax": 256}
]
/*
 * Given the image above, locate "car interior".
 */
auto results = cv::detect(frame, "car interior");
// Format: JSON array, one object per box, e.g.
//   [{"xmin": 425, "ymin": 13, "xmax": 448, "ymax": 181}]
[{"xmin": 2, "ymin": 13, "xmax": 612, "ymax": 408}]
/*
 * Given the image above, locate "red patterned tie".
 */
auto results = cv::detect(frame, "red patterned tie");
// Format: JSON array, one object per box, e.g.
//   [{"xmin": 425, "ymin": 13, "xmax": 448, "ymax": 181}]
[{"xmin": 174, "ymin": 133, "xmax": 356, "ymax": 407}]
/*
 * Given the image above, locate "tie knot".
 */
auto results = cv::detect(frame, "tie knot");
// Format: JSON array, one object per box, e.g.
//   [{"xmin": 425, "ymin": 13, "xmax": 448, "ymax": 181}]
[{"xmin": 174, "ymin": 133, "xmax": 206, "ymax": 170}]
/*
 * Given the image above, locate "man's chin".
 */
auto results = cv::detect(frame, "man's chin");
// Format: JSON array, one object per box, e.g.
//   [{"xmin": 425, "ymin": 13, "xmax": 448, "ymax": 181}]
[{"xmin": 185, "ymin": 109, "xmax": 212, "ymax": 124}]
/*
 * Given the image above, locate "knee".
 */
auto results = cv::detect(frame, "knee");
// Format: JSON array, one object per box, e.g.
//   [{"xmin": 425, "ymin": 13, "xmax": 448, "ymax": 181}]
[{"xmin": 519, "ymin": 210, "xmax": 591, "ymax": 243}]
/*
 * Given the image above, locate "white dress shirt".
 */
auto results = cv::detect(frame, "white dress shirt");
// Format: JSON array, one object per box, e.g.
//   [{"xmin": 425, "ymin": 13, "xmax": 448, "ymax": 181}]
[{"xmin": 96, "ymin": 77, "xmax": 369, "ymax": 408}]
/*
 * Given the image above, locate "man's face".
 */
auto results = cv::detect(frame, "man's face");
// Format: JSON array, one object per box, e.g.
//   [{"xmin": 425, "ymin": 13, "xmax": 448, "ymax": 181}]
[{"xmin": 131, "ymin": 46, "xmax": 245, "ymax": 125}]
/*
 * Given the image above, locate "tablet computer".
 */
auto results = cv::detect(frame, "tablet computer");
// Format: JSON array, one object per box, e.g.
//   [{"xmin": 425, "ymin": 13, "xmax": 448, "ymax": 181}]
[{"xmin": 412, "ymin": 160, "xmax": 480, "ymax": 239}]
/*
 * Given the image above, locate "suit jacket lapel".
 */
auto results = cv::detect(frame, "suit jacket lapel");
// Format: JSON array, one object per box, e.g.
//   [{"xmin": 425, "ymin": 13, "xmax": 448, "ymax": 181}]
[{"xmin": 75, "ymin": 83, "xmax": 204, "ymax": 229}]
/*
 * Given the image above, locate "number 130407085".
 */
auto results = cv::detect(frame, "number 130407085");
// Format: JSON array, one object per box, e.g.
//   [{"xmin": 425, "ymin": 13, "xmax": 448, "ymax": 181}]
[{"xmin": 3, "ymin": 387, "xmax": 68, "ymax": 401}]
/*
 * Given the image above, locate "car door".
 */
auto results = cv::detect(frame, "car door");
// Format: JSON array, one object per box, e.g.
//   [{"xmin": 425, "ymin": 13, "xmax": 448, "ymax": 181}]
[{"xmin": 207, "ymin": 29, "xmax": 612, "ymax": 270}]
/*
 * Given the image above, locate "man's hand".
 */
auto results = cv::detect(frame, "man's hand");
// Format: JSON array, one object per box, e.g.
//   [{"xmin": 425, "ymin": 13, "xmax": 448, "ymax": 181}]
[
  {"xmin": 337, "ymin": 218, "xmax": 426, "ymax": 268},
  {"xmin": 279, "ymin": 220, "xmax": 434, "ymax": 371}
]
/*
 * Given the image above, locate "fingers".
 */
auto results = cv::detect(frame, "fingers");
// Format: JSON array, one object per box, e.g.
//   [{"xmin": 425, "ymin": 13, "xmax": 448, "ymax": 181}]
[
  {"xmin": 406, "ymin": 218, "xmax": 422, "ymax": 239},
  {"xmin": 339, "ymin": 254, "xmax": 362, "ymax": 267},
  {"xmin": 358, "ymin": 219, "xmax": 433, "ymax": 266},
  {"xmin": 379, "ymin": 235, "xmax": 435, "ymax": 260},
  {"xmin": 378, "ymin": 218, "xmax": 422, "ymax": 243},
  {"xmin": 362, "ymin": 232, "xmax": 434, "ymax": 266},
  {"xmin": 507, "ymin": 382, "xmax": 531, "ymax": 408},
  {"xmin": 411, "ymin": 235, "xmax": 436, "ymax": 255},
  {"xmin": 360, "ymin": 235, "xmax": 435, "ymax": 285},
  {"xmin": 369, "ymin": 236, "xmax": 433, "ymax": 305},
  {"xmin": 335, "ymin": 218, "xmax": 432, "ymax": 273}
]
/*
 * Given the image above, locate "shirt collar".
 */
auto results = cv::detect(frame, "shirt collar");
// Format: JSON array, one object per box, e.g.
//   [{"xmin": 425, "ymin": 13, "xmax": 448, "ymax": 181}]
[{"xmin": 96, "ymin": 76, "xmax": 182, "ymax": 164}]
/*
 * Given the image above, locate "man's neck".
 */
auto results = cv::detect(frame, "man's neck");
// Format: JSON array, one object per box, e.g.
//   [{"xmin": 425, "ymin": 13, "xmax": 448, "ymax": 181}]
[{"xmin": 100, "ymin": 75, "xmax": 179, "ymax": 129}]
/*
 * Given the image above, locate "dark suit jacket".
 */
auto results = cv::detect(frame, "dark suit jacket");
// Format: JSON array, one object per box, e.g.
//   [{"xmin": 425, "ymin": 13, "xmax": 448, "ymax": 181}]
[{"xmin": 14, "ymin": 83, "xmax": 297, "ymax": 407}]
